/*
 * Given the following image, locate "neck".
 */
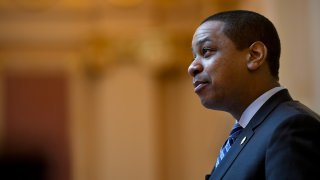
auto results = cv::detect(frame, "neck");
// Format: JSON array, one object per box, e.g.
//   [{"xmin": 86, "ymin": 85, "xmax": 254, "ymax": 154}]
[{"xmin": 229, "ymin": 81, "xmax": 280, "ymax": 120}]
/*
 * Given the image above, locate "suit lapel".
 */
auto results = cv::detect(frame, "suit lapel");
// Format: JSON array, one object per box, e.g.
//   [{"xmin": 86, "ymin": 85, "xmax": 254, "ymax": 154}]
[
  {"xmin": 209, "ymin": 89, "xmax": 292, "ymax": 180},
  {"xmin": 210, "ymin": 129, "xmax": 254, "ymax": 180}
]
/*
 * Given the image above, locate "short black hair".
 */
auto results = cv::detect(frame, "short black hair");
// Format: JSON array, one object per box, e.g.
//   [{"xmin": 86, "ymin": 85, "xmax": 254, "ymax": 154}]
[{"xmin": 201, "ymin": 10, "xmax": 281, "ymax": 80}]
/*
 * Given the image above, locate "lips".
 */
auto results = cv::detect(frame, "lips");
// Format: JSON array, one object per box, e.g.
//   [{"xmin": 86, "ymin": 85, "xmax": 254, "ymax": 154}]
[{"xmin": 193, "ymin": 80, "xmax": 209, "ymax": 93}]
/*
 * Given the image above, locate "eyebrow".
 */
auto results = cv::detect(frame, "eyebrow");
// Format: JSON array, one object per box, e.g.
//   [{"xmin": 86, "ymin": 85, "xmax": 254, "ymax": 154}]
[
  {"xmin": 191, "ymin": 37, "xmax": 212, "ymax": 54},
  {"xmin": 196, "ymin": 37, "xmax": 212, "ymax": 46}
]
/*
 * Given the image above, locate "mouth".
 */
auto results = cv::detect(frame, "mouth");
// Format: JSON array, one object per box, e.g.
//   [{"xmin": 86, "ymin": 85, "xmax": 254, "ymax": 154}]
[{"xmin": 193, "ymin": 80, "xmax": 209, "ymax": 93}]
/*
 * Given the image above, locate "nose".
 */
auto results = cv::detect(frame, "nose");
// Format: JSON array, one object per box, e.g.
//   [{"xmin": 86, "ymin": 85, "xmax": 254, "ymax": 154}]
[{"xmin": 188, "ymin": 60, "xmax": 203, "ymax": 77}]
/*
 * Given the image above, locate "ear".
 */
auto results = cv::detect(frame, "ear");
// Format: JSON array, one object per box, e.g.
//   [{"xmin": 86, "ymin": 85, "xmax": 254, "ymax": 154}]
[{"xmin": 247, "ymin": 41, "xmax": 267, "ymax": 71}]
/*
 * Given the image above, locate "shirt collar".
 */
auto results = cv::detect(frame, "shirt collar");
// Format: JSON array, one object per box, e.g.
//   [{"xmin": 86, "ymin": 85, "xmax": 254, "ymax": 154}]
[{"xmin": 238, "ymin": 86, "xmax": 286, "ymax": 128}]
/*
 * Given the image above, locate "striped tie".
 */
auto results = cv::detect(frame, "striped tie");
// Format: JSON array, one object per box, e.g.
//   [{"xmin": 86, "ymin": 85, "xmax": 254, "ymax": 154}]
[{"xmin": 215, "ymin": 123, "xmax": 243, "ymax": 167}]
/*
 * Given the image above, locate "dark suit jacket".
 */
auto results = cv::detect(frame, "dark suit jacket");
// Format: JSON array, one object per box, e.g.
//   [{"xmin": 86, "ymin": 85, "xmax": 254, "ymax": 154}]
[{"xmin": 207, "ymin": 89, "xmax": 320, "ymax": 180}]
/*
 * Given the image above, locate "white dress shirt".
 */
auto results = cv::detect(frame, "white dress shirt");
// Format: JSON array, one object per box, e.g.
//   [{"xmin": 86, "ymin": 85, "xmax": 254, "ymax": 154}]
[{"xmin": 238, "ymin": 87, "xmax": 286, "ymax": 128}]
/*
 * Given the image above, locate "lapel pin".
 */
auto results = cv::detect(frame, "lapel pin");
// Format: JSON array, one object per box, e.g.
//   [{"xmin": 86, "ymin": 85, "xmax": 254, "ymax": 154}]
[{"xmin": 240, "ymin": 136, "xmax": 247, "ymax": 145}]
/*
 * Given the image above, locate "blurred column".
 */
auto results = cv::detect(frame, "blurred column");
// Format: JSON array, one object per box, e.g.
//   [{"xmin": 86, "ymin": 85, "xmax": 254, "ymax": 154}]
[
  {"xmin": 89, "ymin": 65, "xmax": 158, "ymax": 180},
  {"xmin": 309, "ymin": 0, "xmax": 320, "ymax": 112},
  {"xmin": 267, "ymin": 0, "xmax": 316, "ymax": 109}
]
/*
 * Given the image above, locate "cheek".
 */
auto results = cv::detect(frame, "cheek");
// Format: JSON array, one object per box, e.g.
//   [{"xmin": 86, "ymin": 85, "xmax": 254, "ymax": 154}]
[
  {"xmin": 207, "ymin": 59, "xmax": 238, "ymax": 95},
  {"xmin": 205, "ymin": 58, "xmax": 228, "ymax": 81}
]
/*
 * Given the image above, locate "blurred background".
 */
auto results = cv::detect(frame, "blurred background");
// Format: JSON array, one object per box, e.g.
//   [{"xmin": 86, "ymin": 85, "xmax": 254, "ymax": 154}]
[{"xmin": 0, "ymin": 0, "xmax": 319, "ymax": 179}]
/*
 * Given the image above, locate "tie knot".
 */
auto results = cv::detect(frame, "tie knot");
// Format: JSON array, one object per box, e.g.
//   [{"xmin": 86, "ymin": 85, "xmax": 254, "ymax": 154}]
[{"xmin": 229, "ymin": 123, "xmax": 243, "ymax": 139}]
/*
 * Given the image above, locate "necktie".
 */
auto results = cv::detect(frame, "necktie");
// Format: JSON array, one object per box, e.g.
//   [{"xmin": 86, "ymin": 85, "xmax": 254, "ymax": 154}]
[{"xmin": 215, "ymin": 123, "xmax": 243, "ymax": 167}]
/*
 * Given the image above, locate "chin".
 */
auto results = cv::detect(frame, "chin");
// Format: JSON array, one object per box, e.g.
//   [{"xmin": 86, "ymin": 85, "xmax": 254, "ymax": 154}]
[
  {"xmin": 201, "ymin": 98, "xmax": 223, "ymax": 111},
  {"xmin": 201, "ymin": 98, "xmax": 215, "ymax": 109}
]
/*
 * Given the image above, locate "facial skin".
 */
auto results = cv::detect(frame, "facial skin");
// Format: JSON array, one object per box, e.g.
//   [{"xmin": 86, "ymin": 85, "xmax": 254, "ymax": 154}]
[{"xmin": 188, "ymin": 21, "xmax": 278, "ymax": 119}]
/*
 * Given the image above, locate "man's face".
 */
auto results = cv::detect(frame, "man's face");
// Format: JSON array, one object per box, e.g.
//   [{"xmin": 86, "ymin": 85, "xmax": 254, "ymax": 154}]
[{"xmin": 188, "ymin": 21, "xmax": 249, "ymax": 111}]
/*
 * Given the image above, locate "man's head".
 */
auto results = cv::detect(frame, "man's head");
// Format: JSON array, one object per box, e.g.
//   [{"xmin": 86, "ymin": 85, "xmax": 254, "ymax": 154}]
[
  {"xmin": 188, "ymin": 10, "xmax": 281, "ymax": 119},
  {"xmin": 201, "ymin": 10, "xmax": 281, "ymax": 80}
]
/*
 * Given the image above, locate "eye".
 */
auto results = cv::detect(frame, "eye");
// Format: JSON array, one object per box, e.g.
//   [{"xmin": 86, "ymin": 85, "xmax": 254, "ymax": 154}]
[{"xmin": 201, "ymin": 47, "xmax": 214, "ymax": 57}]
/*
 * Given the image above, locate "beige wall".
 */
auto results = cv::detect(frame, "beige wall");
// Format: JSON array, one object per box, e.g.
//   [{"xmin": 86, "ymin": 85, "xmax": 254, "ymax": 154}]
[
  {"xmin": 267, "ymin": 0, "xmax": 320, "ymax": 112},
  {"xmin": 309, "ymin": 0, "xmax": 320, "ymax": 112},
  {"xmin": 0, "ymin": 0, "xmax": 319, "ymax": 180}
]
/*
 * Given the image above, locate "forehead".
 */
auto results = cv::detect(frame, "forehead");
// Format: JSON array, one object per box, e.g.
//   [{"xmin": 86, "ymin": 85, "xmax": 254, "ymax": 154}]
[{"xmin": 192, "ymin": 21, "xmax": 226, "ymax": 46}]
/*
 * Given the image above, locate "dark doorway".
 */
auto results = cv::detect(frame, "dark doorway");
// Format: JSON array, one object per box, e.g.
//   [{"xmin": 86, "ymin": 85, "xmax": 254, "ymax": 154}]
[{"xmin": 1, "ymin": 73, "xmax": 70, "ymax": 180}]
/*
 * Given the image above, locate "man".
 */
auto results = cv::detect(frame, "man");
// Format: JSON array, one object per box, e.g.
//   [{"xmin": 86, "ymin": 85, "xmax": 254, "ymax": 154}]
[{"xmin": 188, "ymin": 10, "xmax": 320, "ymax": 180}]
